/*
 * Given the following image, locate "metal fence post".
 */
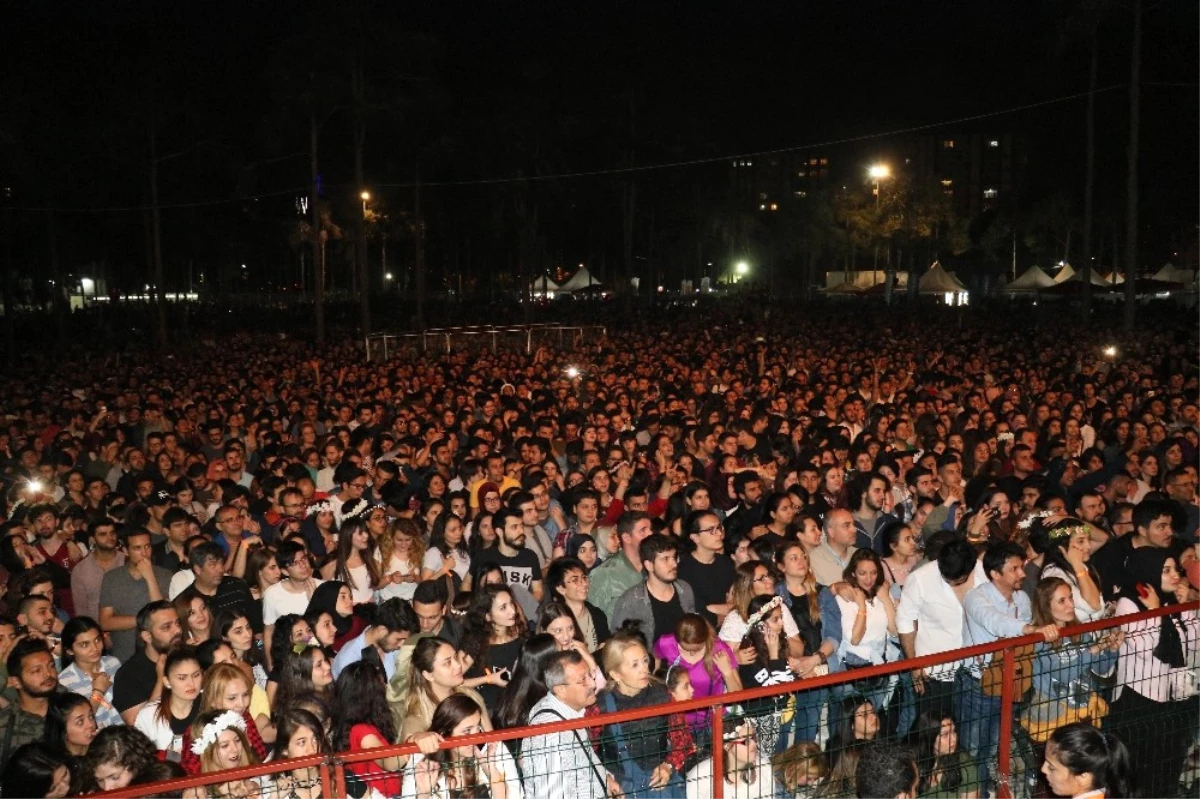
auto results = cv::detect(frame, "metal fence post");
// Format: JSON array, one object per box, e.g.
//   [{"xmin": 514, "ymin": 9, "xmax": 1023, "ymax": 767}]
[
  {"xmin": 996, "ymin": 646, "xmax": 1016, "ymax": 799},
  {"xmin": 712, "ymin": 700, "xmax": 725, "ymax": 799},
  {"xmin": 318, "ymin": 760, "xmax": 333, "ymax": 799}
]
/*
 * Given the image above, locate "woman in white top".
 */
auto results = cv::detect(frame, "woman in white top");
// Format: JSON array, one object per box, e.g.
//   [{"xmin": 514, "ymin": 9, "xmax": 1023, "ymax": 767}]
[
  {"xmin": 834, "ymin": 550, "xmax": 897, "ymax": 712},
  {"xmin": 719, "ymin": 561, "xmax": 804, "ymax": 654},
  {"xmin": 375, "ymin": 518, "xmax": 425, "ymax": 602},
  {"xmin": 422, "ymin": 512, "xmax": 471, "ymax": 585},
  {"xmin": 1034, "ymin": 517, "xmax": 1105, "ymax": 623},
  {"xmin": 402, "ymin": 694, "xmax": 522, "ymax": 799},
  {"xmin": 134, "ymin": 647, "xmax": 203, "ymax": 761},
  {"xmin": 319, "ymin": 517, "xmax": 379, "ymax": 605},
  {"xmin": 685, "ymin": 713, "xmax": 774, "ymax": 799}
]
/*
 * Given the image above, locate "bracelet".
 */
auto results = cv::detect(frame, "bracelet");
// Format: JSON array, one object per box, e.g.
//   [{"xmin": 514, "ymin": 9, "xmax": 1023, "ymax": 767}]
[{"xmin": 817, "ymin": 651, "xmax": 828, "ymax": 664}]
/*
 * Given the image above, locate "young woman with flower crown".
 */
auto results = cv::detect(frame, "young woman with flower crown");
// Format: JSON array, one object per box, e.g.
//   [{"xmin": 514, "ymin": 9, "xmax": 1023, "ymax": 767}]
[{"xmin": 183, "ymin": 709, "xmax": 261, "ymax": 799}]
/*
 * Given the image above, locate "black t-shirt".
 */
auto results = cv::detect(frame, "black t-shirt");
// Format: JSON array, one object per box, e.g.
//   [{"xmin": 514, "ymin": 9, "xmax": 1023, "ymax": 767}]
[
  {"xmin": 466, "ymin": 637, "xmax": 525, "ymax": 710},
  {"xmin": 786, "ymin": 589, "xmax": 822, "ymax": 656},
  {"xmin": 169, "ymin": 701, "xmax": 201, "ymax": 736},
  {"xmin": 196, "ymin": 576, "xmax": 261, "ymax": 633},
  {"xmin": 677, "ymin": 552, "xmax": 736, "ymax": 626},
  {"xmin": 649, "ymin": 589, "xmax": 684, "ymax": 647},
  {"xmin": 113, "ymin": 650, "xmax": 158, "ymax": 714},
  {"xmin": 472, "ymin": 548, "xmax": 541, "ymax": 594}
]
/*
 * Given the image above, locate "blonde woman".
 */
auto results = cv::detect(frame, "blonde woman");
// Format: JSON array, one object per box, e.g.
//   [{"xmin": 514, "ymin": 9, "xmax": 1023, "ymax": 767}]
[
  {"xmin": 375, "ymin": 518, "xmax": 425, "ymax": 602},
  {"xmin": 180, "ymin": 664, "xmax": 270, "ymax": 775}
]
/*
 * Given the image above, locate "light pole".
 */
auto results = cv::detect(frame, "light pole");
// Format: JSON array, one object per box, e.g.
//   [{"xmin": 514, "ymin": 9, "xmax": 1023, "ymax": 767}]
[
  {"xmin": 868, "ymin": 164, "xmax": 890, "ymax": 207},
  {"xmin": 869, "ymin": 164, "xmax": 893, "ymax": 303}
]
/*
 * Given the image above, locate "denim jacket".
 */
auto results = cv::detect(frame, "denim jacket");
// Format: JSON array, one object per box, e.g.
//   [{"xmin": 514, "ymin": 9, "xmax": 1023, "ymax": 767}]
[
  {"xmin": 1026, "ymin": 633, "xmax": 1117, "ymax": 726},
  {"xmin": 776, "ymin": 583, "xmax": 845, "ymax": 672}
]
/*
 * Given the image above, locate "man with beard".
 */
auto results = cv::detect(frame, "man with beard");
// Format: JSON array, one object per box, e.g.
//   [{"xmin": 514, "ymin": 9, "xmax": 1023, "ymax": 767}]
[
  {"xmin": 112, "ymin": 600, "xmax": 183, "ymax": 725},
  {"xmin": 470, "ymin": 508, "xmax": 544, "ymax": 601},
  {"xmin": 23, "ymin": 504, "xmax": 78, "ymax": 615},
  {"xmin": 99, "ymin": 529, "xmax": 171, "ymax": 662},
  {"xmin": 0, "ymin": 638, "xmax": 59, "ymax": 764},
  {"xmin": 71, "ymin": 519, "xmax": 125, "ymax": 622},
  {"xmin": 852, "ymin": 472, "xmax": 898, "ymax": 555}
]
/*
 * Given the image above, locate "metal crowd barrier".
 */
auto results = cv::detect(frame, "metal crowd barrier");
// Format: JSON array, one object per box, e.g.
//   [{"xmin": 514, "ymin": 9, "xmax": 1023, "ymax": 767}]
[{"xmin": 100, "ymin": 602, "xmax": 1199, "ymax": 799}]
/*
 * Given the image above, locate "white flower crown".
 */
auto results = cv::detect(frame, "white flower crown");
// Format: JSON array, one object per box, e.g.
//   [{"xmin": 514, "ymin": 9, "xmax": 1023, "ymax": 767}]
[
  {"xmin": 746, "ymin": 595, "xmax": 784, "ymax": 628},
  {"xmin": 190, "ymin": 710, "xmax": 246, "ymax": 756},
  {"xmin": 1017, "ymin": 509, "xmax": 1052, "ymax": 531}
]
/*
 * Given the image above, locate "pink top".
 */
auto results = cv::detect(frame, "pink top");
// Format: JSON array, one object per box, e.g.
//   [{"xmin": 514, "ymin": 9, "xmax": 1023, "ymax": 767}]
[{"xmin": 654, "ymin": 634, "xmax": 735, "ymax": 728}]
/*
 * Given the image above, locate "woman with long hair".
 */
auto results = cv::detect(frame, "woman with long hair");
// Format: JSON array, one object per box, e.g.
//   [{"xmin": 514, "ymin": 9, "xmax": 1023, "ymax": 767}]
[
  {"xmin": 306, "ymin": 580, "xmax": 367, "ymax": 654},
  {"xmin": 404, "ymin": 693, "xmax": 524, "ymax": 799},
  {"xmin": 400, "ymin": 637, "xmax": 493, "ymax": 740},
  {"xmin": 179, "ymin": 663, "xmax": 270, "ymax": 775},
  {"xmin": 330, "ymin": 662, "xmax": 404, "ymax": 799},
  {"xmin": 833, "ymin": 549, "xmax": 897, "ymax": 714},
  {"xmin": 1, "ymin": 742, "xmax": 72, "ymax": 799},
  {"xmin": 1042, "ymin": 723, "xmax": 1134, "ymax": 799},
  {"xmin": 1108, "ymin": 548, "xmax": 1198, "ymax": 798},
  {"xmin": 43, "ymin": 692, "xmax": 98, "ymax": 782},
  {"xmin": 879, "ymin": 521, "xmax": 923, "ymax": 596},
  {"xmin": 422, "ymin": 511, "xmax": 471, "ymax": 587},
  {"xmin": 589, "ymin": 630, "xmax": 694, "ymax": 797},
  {"xmin": 83, "ymin": 725, "xmax": 158, "ymax": 793},
  {"xmin": 272, "ymin": 645, "xmax": 334, "ymax": 718},
  {"xmin": 267, "ymin": 709, "xmax": 329, "ymax": 799},
  {"xmin": 216, "ymin": 608, "xmax": 268, "ymax": 689},
  {"xmin": 684, "ymin": 709, "xmax": 772, "ymax": 799},
  {"xmin": 133, "ymin": 646, "xmax": 203, "ymax": 760},
  {"xmin": 183, "ymin": 709, "xmax": 261, "ymax": 799},
  {"xmin": 244, "ymin": 546, "xmax": 282, "ymax": 604},
  {"xmin": 492, "ymin": 633, "xmax": 558, "ymax": 731},
  {"xmin": 652, "ymin": 613, "xmax": 741, "ymax": 744},
  {"xmin": 57, "ymin": 616, "xmax": 122, "ymax": 728},
  {"xmin": 1035, "ymin": 517, "xmax": 1105, "ymax": 623},
  {"xmin": 265, "ymin": 615, "xmax": 313, "ymax": 704},
  {"xmin": 375, "ymin": 517, "xmax": 424, "ymax": 601},
  {"xmin": 461, "ymin": 585, "xmax": 528, "ymax": 710},
  {"xmin": 174, "ymin": 590, "xmax": 214, "ymax": 645},
  {"xmin": 764, "ymin": 492, "xmax": 799, "ymax": 540},
  {"xmin": 912, "ymin": 711, "xmax": 978, "ymax": 798},
  {"xmin": 718, "ymin": 560, "xmax": 804, "ymax": 655},
  {"xmin": 319, "ymin": 517, "xmax": 379, "ymax": 605},
  {"xmin": 1021, "ymin": 577, "xmax": 1119, "ymax": 749},
  {"xmin": 736, "ymin": 595, "xmax": 797, "ymax": 753},
  {"xmin": 536, "ymin": 603, "xmax": 606, "ymax": 688},
  {"xmin": 467, "ymin": 511, "xmax": 499, "ymax": 556},
  {"xmin": 544, "ymin": 556, "xmax": 610, "ymax": 651}
]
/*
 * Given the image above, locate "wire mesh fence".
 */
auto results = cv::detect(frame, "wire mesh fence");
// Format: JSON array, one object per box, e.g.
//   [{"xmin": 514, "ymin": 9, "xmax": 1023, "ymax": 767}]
[{"xmin": 99, "ymin": 602, "xmax": 1198, "ymax": 799}]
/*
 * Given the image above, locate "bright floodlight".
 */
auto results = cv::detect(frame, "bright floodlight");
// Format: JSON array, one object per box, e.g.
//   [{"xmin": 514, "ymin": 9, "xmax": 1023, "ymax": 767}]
[
  {"xmin": 735, "ymin": 261, "xmax": 750, "ymax": 275},
  {"xmin": 565, "ymin": 366, "xmax": 580, "ymax": 379},
  {"xmin": 384, "ymin": 272, "xmax": 394, "ymax": 281},
  {"xmin": 1104, "ymin": 346, "xmax": 1117, "ymax": 357},
  {"xmin": 868, "ymin": 164, "xmax": 890, "ymax": 179},
  {"xmin": 360, "ymin": 191, "xmax": 371, "ymax": 201}
]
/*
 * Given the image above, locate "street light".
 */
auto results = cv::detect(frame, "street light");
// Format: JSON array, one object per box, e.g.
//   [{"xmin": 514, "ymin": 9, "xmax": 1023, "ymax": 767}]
[
  {"xmin": 360, "ymin": 190, "xmax": 371, "ymax": 214},
  {"xmin": 868, "ymin": 164, "xmax": 890, "ymax": 206},
  {"xmin": 735, "ymin": 261, "xmax": 749, "ymax": 275}
]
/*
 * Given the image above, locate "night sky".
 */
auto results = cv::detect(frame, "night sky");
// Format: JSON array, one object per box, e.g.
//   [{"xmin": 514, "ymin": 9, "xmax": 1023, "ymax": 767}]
[{"xmin": 2, "ymin": 0, "xmax": 1196, "ymax": 292}]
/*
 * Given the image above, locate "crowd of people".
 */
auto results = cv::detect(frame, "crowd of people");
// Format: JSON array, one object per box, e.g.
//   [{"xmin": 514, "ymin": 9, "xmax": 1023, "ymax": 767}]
[{"xmin": 0, "ymin": 306, "xmax": 1194, "ymax": 799}]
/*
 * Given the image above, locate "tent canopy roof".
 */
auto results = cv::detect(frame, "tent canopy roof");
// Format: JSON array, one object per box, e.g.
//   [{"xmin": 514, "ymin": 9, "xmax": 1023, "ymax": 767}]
[
  {"xmin": 918, "ymin": 261, "xmax": 967, "ymax": 294},
  {"xmin": 557, "ymin": 266, "xmax": 600, "ymax": 292},
  {"xmin": 1003, "ymin": 266, "xmax": 1056, "ymax": 292}
]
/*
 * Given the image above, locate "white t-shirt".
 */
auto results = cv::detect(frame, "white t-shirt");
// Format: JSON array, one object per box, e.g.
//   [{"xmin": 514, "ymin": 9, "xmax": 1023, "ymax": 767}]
[
  {"xmin": 423, "ymin": 547, "xmax": 471, "ymax": 581},
  {"xmin": 262, "ymin": 579, "xmax": 324, "ymax": 626},
  {"xmin": 168, "ymin": 570, "xmax": 196, "ymax": 600},
  {"xmin": 134, "ymin": 702, "xmax": 187, "ymax": 759},
  {"xmin": 375, "ymin": 552, "xmax": 419, "ymax": 601}
]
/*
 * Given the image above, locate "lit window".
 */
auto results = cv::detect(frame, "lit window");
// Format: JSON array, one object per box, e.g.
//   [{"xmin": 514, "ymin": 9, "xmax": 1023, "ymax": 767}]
[
  {"xmin": 809, "ymin": 158, "xmax": 819, "ymax": 166},
  {"xmin": 759, "ymin": 204, "xmax": 766, "ymax": 210},
  {"xmin": 769, "ymin": 203, "xmax": 778, "ymax": 211},
  {"xmin": 795, "ymin": 190, "xmax": 808, "ymax": 198},
  {"xmin": 988, "ymin": 140, "xmax": 999, "ymax": 148},
  {"xmin": 941, "ymin": 179, "xmax": 953, "ymax": 187},
  {"xmin": 746, "ymin": 161, "xmax": 752, "ymax": 166},
  {"xmin": 797, "ymin": 170, "xmax": 807, "ymax": 177},
  {"xmin": 732, "ymin": 160, "xmax": 739, "ymax": 167},
  {"xmin": 942, "ymin": 140, "xmax": 955, "ymax": 149},
  {"xmin": 983, "ymin": 188, "xmax": 998, "ymax": 199},
  {"xmin": 820, "ymin": 157, "xmax": 828, "ymax": 165}
]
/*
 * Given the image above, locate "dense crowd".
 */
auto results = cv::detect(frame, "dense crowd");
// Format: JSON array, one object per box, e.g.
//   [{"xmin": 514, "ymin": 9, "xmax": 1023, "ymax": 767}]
[{"xmin": 0, "ymin": 307, "xmax": 1195, "ymax": 799}]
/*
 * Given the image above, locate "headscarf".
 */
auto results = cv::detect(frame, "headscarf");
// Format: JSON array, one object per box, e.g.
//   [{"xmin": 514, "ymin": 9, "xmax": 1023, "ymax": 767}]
[
  {"xmin": 308, "ymin": 580, "xmax": 354, "ymax": 638},
  {"xmin": 1118, "ymin": 548, "xmax": 1185, "ymax": 668},
  {"xmin": 566, "ymin": 533, "xmax": 602, "ymax": 571},
  {"xmin": 475, "ymin": 481, "xmax": 500, "ymax": 508}
]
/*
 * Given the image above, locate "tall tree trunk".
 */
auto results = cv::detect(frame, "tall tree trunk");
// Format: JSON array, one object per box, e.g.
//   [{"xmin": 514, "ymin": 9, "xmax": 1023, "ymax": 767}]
[
  {"xmin": 414, "ymin": 164, "xmax": 426, "ymax": 332},
  {"xmin": 148, "ymin": 110, "xmax": 168, "ymax": 350},
  {"xmin": 353, "ymin": 50, "xmax": 371, "ymax": 335},
  {"xmin": 621, "ymin": 180, "xmax": 636, "ymax": 304},
  {"xmin": 1122, "ymin": 0, "xmax": 1142, "ymax": 331},
  {"xmin": 1080, "ymin": 31, "xmax": 1098, "ymax": 319},
  {"xmin": 2, "ymin": 207, "xmax": 14, "ymax": 364},
  {"xmin": 310, "ymin": 108, "xmax": 325, "ymax": 346}
]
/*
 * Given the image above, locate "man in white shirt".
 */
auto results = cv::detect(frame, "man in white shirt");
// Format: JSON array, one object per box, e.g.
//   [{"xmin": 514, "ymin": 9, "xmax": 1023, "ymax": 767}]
[
  {"xmin": 522, "ymin": 650, "xmax": 620, "ymax": 799},
  {"xmin": 895, "ymin": 536, "xmax": 985, "ymax": 735},
  {"xmin": 262, "ymin": 541, "xmax": 323, "ymax": 669}
]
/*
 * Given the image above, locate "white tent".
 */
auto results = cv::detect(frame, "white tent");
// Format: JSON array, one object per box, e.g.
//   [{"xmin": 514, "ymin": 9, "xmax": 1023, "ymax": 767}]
[
  {"xmin": 556, "ymin": 266, "xmax": 601, "ymax": 293},
  {"xmin": 1052, "ymin": 263, "xmax": 1076, "ymax": 283},
  {"xmin": 1001, "ymin": 266, "xmax": 1056, "ymax": 293},
  {"xmin": 1152, "ymin": 262, "xmax": 1197, "ymax": 284},
  {"xmin": 918, "ymin": 261, "xmax": 967, "ymax": 294},
  {"xmin": 530, "ymin": 275, "xmax": 559, "ymax": 296},
  {"xmin": 1060, "ymin": 266, "xmax": 1112, "ymax": 286}
]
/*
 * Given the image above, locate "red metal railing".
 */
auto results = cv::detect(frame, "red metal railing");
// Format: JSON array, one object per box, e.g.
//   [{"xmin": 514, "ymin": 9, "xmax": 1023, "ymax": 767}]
[{"xmin": 101, "ymin": 602, "xmax": 1197, "ymax": 799}]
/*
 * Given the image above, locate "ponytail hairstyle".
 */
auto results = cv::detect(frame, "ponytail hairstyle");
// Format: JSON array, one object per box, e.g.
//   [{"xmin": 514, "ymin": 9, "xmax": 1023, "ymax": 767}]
[
  {"xmin": 1047, "ymin": 722, "xmax": 1134, "ymax": 799},
  {"xmin": 673, "ymin": 613, "xmax": 719, "ymax": 685}
]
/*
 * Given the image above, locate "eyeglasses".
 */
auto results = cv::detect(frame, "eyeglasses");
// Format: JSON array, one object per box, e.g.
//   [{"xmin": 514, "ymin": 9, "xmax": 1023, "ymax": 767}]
[
  {"xmin": 349, "ymin": 482, "xmax": 368, "ymax": 490},
  {"xmin": 565, "ymin": 575, "xmax": 590, "ymax": 585},
  {"xmin": 697, "ymin": 523, "xmax": 724, "ymax": 536},
  {"xmin": 752, "ymin": 573, "xmax": 774, "ymax": 584}
]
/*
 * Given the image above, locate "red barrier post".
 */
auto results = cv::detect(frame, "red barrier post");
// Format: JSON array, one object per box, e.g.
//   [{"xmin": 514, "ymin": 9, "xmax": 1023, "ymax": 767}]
[
  {"xmin": 712, "ymin": 702, "xmax": 725, "ymax": 799},
  {"xmin": 996, "ymin": 646, "xmax": 1017, "ymax": 799}
]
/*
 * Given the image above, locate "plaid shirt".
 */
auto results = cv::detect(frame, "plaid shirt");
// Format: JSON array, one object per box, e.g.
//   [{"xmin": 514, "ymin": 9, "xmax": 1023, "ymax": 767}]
[{"xmin": 0, "ymin": 703, "xmax": 47, "ymax": 765}]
